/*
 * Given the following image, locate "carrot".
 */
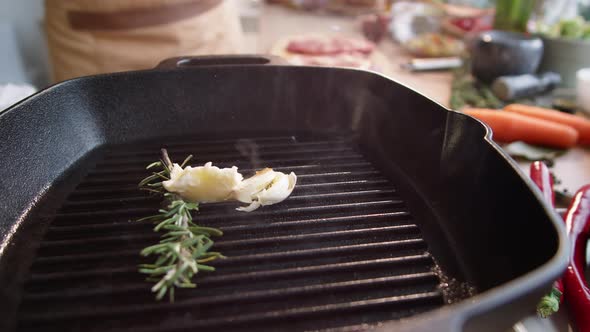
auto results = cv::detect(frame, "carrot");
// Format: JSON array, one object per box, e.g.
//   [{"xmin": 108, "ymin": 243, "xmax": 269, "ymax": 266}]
[
  {"xmin": 504, "ymin": 104, "xmax": 590, "ymax": 145},
  {"xmin": 463, "ymin": 108, "xmax": 579, "ymax": 148}
]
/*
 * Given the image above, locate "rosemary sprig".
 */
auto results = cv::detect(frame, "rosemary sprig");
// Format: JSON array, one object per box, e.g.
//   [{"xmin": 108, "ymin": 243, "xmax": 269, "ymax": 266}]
[
  {"xmin": 136, "ymin": 149, "xmax": 224, "ymax": 301},
  {"xmin": 138, "ymin": 150, "xmax": 193, "ymax": 194}
]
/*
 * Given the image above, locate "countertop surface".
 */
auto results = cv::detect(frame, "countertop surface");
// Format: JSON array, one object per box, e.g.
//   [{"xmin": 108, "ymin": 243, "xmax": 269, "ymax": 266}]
[
  {"xmin": 253, "ymin": 4, "xmax": 589, "ymax": 331},
  {"xmin": 256, "ymin": 4, "xmax": 590, "ymax": 198}
]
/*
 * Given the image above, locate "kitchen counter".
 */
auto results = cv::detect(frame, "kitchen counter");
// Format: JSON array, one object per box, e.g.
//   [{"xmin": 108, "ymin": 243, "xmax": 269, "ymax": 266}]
[
  {"xmin": 253, "ymin": 4, "xmax": 590, "ymax": 331},
  {"xmin": 257, "ymin": 5, "xmax": 451, "ymax": 105},
  {"xmin": 256, "ymin": 4, "xmax": 590, "ymax": 196}
]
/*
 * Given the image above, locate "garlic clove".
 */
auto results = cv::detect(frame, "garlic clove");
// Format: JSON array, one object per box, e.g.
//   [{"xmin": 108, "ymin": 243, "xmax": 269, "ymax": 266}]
[
  {"xmin": 235, "ymin": 171, "xmax": 297, "ymax": 212},
  {"xmin": 236, "ymin": 200, "xmax": 262, "ymax": 212},
  {"xmin": 162, "ymin": 162, "xmax": 243, "ymax": 203},
  {"xmin": 257, "ymin": 172, "xmax": 297, "ymax": 206},
  {"xmin": 232, "ymin": 168, "xmax": 276, "ymax": 203}
]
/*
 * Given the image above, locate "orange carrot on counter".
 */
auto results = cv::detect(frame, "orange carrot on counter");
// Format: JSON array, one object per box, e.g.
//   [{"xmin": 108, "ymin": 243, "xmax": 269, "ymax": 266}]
[
  {"xmin": 463, "ymin": 108, "xmax": 579, "ymax": 148},
  {"xmin": 504, "ymin": 104, "xmax": 590, "ymax": 145}
]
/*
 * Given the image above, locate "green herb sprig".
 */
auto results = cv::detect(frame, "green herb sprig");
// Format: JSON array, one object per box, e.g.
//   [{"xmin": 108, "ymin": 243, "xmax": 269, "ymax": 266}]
[
  {"xmin": 137, "ymin": 149, "xmax": 224, "ymax": 301},
  {"xmin": 450, "ymin": 59, "xmax": 502, "ymax": 110}
]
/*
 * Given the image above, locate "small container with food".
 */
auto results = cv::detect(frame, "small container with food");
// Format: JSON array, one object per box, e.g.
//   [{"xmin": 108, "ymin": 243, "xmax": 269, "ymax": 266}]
[
  {"xmin": 402, "ymin": 32, "xmax": 465, "ymax": 57},
  {"xmin": 388, "ymin": 1, "xmax": 465, "ymax": 58}
]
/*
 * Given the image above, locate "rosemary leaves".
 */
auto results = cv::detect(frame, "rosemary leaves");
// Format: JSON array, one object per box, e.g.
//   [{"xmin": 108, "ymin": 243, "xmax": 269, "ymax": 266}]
[{"xmin": 137, "ymin": 150, "xmax": 224, "ymax": 301}]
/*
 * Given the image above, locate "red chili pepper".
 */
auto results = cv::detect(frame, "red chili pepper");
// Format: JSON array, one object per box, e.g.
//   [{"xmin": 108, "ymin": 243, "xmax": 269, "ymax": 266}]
[
  {"xmin": 563, "ymin": 184, "xmax": 590, "ymax": 331},
  {"xmin": 530, "ymin": 161, "xmax": 555, "ymax": 206},
  {"xmin": 531, "ymin": 162, "xmax": 564, "ymax": 317}
]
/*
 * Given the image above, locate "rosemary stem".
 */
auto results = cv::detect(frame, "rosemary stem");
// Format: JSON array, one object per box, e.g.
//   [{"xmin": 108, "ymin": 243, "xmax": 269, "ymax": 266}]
[
  {"xmin": 138, "ymin": 153, "xmax": 222, "ymax": 301},
  {"xmin": 178, "ymin": 213, "xmax": 196, "ymax": 275},
  {"xmin": 161, "ymin": 148, "xmax": 173, "ymax": 169}
]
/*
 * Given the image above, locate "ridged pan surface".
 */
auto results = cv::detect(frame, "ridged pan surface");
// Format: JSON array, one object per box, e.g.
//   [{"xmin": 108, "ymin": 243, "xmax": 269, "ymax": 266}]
[{"xmin": 17, "ymin": 133, "xmax": 446, "ymax": 332}]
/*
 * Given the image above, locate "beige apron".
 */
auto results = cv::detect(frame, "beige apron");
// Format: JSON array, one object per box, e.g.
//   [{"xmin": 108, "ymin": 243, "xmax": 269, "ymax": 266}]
[{"xmin": 45, "ymin": 0, "xmax": 244, "ymax": 82}]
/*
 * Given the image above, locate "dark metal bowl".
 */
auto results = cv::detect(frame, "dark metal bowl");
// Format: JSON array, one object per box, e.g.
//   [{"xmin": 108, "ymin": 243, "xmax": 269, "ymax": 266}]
[{"xmin": 471, "ymin": 30, "xmax": 544, "ymax": 83}]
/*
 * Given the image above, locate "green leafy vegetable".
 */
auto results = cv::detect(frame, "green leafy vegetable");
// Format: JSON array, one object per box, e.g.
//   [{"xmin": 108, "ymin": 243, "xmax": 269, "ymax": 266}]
[
  {"xmin": 450, "ymin": 61, "xmax": 502, "ymax": 110},
  {"xmin": 537, "ymin": 16, "xmax": 590, "ymax": 40},
  {"xmin": 537, "ymin": 286, "xmax": 563, "ymax": 318},
  {"xmin": 502, "ymin": 141, "xmax": 566, "ymax": 163},
  {"xmin": 560, "ymin": 17, "xmax": 586, "ymax": 38}
]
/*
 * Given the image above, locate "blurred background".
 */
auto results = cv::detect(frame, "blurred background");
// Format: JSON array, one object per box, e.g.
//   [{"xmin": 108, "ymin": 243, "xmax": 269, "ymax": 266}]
[
  {"xmin": 0, "ymin": 1, "xmax": 588, "ymax": 86},
  {"xmin": 1, "ymin": 0, "xmax": 590, "ymax": 107},
  {"xmin": 0, "ymin": 1, "xmax": 47, "ymax": 86}
]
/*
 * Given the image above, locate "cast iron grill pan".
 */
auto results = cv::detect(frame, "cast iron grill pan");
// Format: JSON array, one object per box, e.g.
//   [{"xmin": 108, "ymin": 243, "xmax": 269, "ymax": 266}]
[{"xmin": 16, "ymin": 133, "xmax": 446, "ymax": 331}]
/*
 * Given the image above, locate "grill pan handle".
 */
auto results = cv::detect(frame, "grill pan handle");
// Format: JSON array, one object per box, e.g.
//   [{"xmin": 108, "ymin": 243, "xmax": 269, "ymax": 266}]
[{"xmin": 155, "ymin": 55, "xmax": 288, "ymax": 69}]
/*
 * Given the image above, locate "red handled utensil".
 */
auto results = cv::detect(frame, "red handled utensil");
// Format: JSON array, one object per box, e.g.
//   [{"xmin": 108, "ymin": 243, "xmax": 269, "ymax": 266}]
[
  {"xmin": 531, "ymin": 162, "xmax": 564, "ymax": 318},
  {"xmin": 531, "ymin": 161, "xmax": 590, "ymax": 331},
  {"xmin": 563, "ymin": 184, "xmax": 590, "ymax": 331}
]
